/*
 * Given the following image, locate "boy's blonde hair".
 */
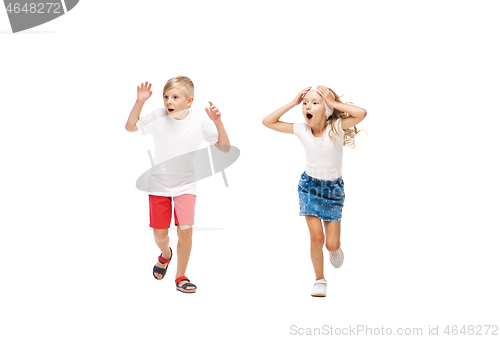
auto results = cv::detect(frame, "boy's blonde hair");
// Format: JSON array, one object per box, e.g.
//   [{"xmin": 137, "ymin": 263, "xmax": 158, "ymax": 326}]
[
  {"xmin": 325, "ymin": 88, "xmax": 365, "ymax": 149},
  {"xmin": 163, "ymin": 76, "xmax": 195, "ymax": 98}
]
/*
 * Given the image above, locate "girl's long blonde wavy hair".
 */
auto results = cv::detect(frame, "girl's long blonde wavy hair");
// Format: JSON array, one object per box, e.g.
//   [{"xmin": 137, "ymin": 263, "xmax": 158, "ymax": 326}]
[{"xmin": 325, "ymin": 88, "xmax": 365, "ymax": 149}]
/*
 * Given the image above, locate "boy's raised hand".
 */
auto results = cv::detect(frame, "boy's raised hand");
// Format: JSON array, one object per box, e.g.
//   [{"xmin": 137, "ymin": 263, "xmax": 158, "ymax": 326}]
[
  {"xmin": 137, "ymin": 82, "xmax": 153, "ymax": 102},
  {"xmin": 291, "ymin": 87, "xmax": 311, "ymax": 106},
  {"xmin": 205, "ymin": 101, "xmax": 221, "ymax": 123}
]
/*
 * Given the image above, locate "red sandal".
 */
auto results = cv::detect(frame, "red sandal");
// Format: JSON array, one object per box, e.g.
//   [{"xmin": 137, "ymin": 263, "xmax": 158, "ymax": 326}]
[{"xmin": 152, "ymin": 247, "xmax": 172, "ymax": 280}]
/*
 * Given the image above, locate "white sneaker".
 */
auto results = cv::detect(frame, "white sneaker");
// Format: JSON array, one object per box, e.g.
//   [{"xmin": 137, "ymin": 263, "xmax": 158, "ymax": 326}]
[
  {"xmin": 329, "ymin": 247, "xmax": 344, "ymax": 268},
  {"xmin": 311, "ymin": 279, "xmax": 327, "ymax": 297}
]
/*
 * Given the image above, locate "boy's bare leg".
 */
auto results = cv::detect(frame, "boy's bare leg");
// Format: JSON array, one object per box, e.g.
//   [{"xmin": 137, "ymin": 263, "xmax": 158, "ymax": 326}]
[
  {"xmin": 305, "ymin": 215, "xmax": 325, "ymax": 280},
  {"xmin": 324, "ymin": 221, "xmax": 341, "ymax": 253},
  {"xmin": 175, "ymin": 225, "xmax": 195, "ymax": 290},
  {"xmin": 153, "ymin": 228, "xmax": 172, "ymax": 280}
]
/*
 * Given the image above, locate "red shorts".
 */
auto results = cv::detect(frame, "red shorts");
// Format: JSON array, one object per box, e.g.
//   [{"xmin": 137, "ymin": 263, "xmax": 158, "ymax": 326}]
[{"xmin": 149, "ymin": 194, "xmax": 196, "ymax": 229}]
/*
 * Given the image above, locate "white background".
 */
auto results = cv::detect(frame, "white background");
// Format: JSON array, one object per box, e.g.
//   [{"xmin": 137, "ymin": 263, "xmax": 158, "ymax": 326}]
[{"xmin": 1, "ymin": 1, "xmax": 499, "ymax": 338}]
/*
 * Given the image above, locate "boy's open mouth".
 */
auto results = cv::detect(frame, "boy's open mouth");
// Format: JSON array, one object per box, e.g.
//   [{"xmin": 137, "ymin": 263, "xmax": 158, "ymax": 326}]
[
  {"xmin": 168, "ymin": 108, "xmax": 174, "ymax": 112},
  {"xmin": 306, "ymin": 113, "xmax": 313, "ymax": 120}
]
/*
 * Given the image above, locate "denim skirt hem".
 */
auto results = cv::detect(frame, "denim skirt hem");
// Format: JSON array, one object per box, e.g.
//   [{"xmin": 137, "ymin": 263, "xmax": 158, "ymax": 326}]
[{"xmin": 299, "ymin": 213, "xmax": 342, "ymax": 222}]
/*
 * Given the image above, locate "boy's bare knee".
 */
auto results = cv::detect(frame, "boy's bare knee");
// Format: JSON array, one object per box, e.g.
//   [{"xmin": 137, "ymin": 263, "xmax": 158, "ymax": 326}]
[
  {"xmin": 153, "ymin": 228, "xmax": 169, "ymax": 241},
  {"xmin": 178, "ymin": 224, "xmax": 192, "ymax": 231},
  {"xmin": 177, "ymin": 225, "xmax": 193, "ymax": 239}
]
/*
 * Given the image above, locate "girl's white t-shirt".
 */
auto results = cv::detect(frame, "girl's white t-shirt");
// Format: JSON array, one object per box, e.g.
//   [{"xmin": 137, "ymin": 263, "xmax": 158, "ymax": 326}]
[
  {"xmin": 293, "ymin": 119, "xmax": 344, "ymax": 181},
  {"xmin": 137, "ymin": 107, "xmax": 219, "ymax": 196}
]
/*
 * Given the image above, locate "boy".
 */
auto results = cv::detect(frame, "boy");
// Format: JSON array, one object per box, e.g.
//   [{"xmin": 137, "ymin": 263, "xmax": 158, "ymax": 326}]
[{"xmin": 125, "ymin": 76, "xmax": 230, "ymax": 293}]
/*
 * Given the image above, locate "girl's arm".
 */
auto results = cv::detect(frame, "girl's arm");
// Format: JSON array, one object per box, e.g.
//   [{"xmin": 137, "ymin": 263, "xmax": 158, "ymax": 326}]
[
  {"xmin": 262, "ymin": 87, "xmax": 311, "ymax": 134},
  {"xmin": 334, "ymin": 102, "xmax": 367, "ymax": 130},
  {"xmin": 262, "ymin": 102, "xmax": 295, "ymax": 134},
  {"xmin": 333, "ymin": 101, "xmax": 367, "ymax": 130},
  {"xmin": 316, "ymin": 86, "xmax": 367, "ymax": 130}
]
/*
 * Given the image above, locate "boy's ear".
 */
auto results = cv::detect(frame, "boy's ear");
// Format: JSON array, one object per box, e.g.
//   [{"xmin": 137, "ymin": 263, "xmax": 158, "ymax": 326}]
[{"xmin": 188, "ymin": 97, "xmax": 194, "ymax": 106}]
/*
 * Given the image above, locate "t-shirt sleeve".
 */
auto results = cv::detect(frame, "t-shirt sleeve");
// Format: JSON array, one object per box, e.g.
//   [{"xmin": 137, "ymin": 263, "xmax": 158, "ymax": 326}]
[
  {"xmin": 136, "ymin": 108, "xmax": 165, "ymax": 136},
  {"xmin": 199, "ymin": 111, "xmax": 219, "ymax": 144},
  {"xmin": 293, "ymin": 123, "xmax": 306, "ymax": 139}
]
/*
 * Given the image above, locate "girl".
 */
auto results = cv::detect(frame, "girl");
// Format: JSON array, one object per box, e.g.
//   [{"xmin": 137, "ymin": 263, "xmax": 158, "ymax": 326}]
[{"xmin": 262, "ymin": 86, "xmax": 366, "ymax": 297}]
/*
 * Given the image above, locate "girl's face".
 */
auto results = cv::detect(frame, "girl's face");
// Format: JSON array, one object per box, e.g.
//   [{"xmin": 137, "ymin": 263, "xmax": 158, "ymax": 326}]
[{"xmin": 302, "ymin": 90, "xmax": 326, "ymax": 127}]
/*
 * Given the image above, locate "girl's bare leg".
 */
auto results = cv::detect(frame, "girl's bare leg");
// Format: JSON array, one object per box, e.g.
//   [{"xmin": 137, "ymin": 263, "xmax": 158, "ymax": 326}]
[
  {"xmin": 305, "ymin": 215, "xmax": 325, "ymax": 280},
  {"xmin": 324, "ymin": 221, "xmax": 341, "ymax": 253}
]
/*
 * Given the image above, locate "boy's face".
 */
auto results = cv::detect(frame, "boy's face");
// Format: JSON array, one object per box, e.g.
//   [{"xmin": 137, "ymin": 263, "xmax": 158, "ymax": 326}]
[
  {"xmin": 163, "ymin": 87, "xmax": 193, "ymax": 116},
  {"xmin": 302, "ymin": 90, "xmax": 326, "ymax": 127}
]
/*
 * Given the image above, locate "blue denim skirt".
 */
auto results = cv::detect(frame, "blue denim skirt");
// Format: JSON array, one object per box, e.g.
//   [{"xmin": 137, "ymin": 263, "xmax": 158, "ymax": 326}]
[{"xmin": 298, "ymin": 171, "xmax": 345, "ymax": 222}]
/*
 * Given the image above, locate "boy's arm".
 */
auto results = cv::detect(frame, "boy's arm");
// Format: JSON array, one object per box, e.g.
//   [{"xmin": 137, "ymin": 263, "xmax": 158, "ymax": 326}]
[
  {"xmin": 205, "ymin": 101, "xmax": 230, "ymax": 151},
  {"xmin": 125, "ymin": 100, "xmax": 144, "ymax": 132},
  {"xmin": 125, "ymin": 82, "xmax": 153, "ymax": 132},
  {"xmin": 214, "ymin": 120, "xmax": 229, "ymax": 147}
]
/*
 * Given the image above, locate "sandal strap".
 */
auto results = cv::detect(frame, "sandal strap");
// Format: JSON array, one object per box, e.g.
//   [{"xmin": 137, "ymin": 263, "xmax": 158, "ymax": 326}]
[
  {"xmin": 158, "ymin": 255, "xmax": 171, "ymax": 264},
  {"xmin": 153, "ymin": 266, "xmax": 167, "ymax": 274},
  {"xmin": 178, "ymin": 282, "xmax": 197, "ymax": 289},
  {"xmin": 175, "ymin": 276, "xmax": 190, "ymax": 284},
  {"xmin": 158, "ymin": 248, "xmax": 173, "ymax": 264}
]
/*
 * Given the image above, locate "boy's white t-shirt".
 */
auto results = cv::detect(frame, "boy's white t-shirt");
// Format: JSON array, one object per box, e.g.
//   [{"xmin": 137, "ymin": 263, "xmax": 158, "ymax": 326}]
[
  {"xmin": 136, "ymin": 107, "xmax": 219, "ymax": 197},
  {"xmin": 293, "ymin": 119, "xmax": 344, "ymax": 181}
]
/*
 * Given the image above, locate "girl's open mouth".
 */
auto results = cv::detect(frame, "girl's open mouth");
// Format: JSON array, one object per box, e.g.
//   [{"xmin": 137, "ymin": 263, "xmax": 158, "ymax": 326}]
[{"xmin": 306, "ymin": 113, "xmax": 313, "ymax": 120}]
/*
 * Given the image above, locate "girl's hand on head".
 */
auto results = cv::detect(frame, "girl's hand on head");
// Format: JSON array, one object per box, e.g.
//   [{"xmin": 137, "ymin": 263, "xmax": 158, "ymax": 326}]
[
  {"xmin": 137, "ymin": 82, "xmax": 153, "ymax": 103},
  {"xmin": 291, "ymin": 87, "xmax": 312, "ymax": 106},
  {"xmin": 316, "ymin": 85, "xmax": 336, "ymax": 107},
  {"xmin": 205, "ymin": 101, "xmax": 221, "ymax": 123}
]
